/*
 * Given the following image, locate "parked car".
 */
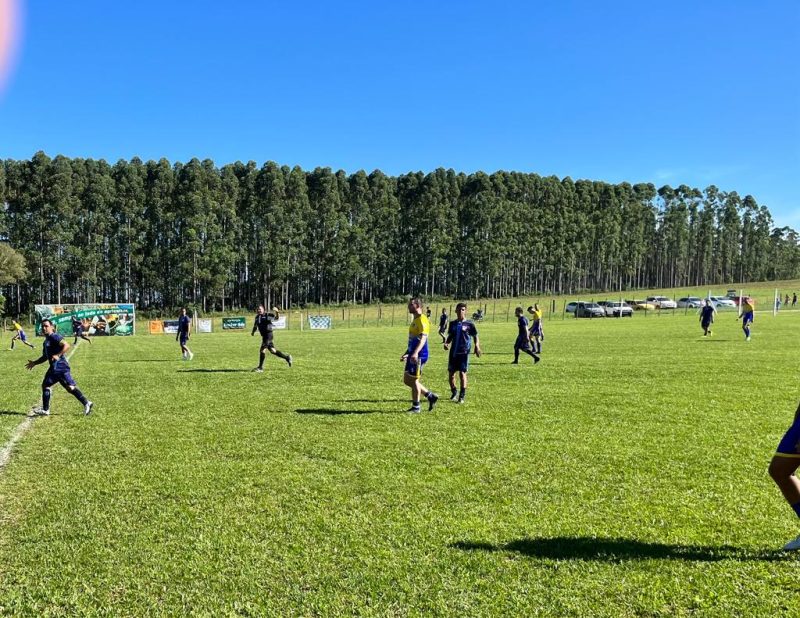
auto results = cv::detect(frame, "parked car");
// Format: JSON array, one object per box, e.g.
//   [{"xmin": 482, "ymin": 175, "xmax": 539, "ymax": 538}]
[
  {"xmin": 575, "ymin": 302, "xmax": 605, "ymax": 318},
  {"xmin": 677, "ymin": 296, "xmax": 704, "ymax": 309},
  {"xmin": 646, "ymin": 295, "xmax": 677, "ymax": 309},
  {"xmin": 708, "ymin": 295, "xmax": 736, "ymax": 309},
  {"xmin": 597, "ymin": 300, "xmax": 633, "ymax": 317},
  {"xmin": 626, "ymin": 299, "xmax": 657, "ymax": 311},
  {"xmin": 565, "ymin": 301, "xmax": 581, "ymax": 313}
]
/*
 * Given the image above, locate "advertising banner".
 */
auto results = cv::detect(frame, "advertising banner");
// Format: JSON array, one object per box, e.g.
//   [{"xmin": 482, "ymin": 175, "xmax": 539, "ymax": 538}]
[
  {"xmin": 272, "ymin": 316, "xmax": 287, "ymax": 330},
  {"xmin": 197, "ymin": 318, "xmax": 212, "ymax": 333},
  {"xmin": 148, "ymin": 320, "xmax": 164, "ymax": 335},
  {"xmin": 163, "ymin": 320, "xmax": 180, "ymax": 335},
  {"xmin": 35, "ymin": 304, "xmax": 135, "ymax": 336},
  {"xmin": 222, "ymin": 317, "xmax": 246, "ymax": 330},
  {"xmin": 308, "ymin": 315, "xmax": 332, "ymax": 330}
]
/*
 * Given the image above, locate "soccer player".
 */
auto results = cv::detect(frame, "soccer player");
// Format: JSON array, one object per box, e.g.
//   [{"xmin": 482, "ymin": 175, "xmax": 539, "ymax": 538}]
[
  {"xmin": 768, "ymin": 401, "xmax": 800, "ymax": 550},
  {"xmin": 71, "ymin": 315, "xmax": 92, "ymax": 345},
  {"xmin": 9, "ymin": 320, "xmax": 35, "ymax": 350},
  {"xmin": 740, "ymin": 296, "xmax": 754, "ymax": 342},
  {"xmin": 438, "ymin": 308, "xmax": 448, "ymax": 343},
  {"xmin": 401, "ymin": 298, "xmax": 438, "ymax": 413},
  {"xmin": 443, "ymin": 303, "xmax": 481, "ymax": 404},
  {"xmin": 251, "ymin": 305, "xmax": 292, "ymax": 372},
  {"xmin": 25, "ymin": 318, "xmax": 93, "ymax": 416},
  {"xmin": 527, "ymin": 304, "xmax": 544, "ymax": 354},
  {"xmin": 513, "ymin": 307, "xmax": 540, "ymax": 365},
  {"xmin": 699, "ymin": 299, "xmax": 716, "ymax": 337},
  {"xmin": 177, "ymin": 307, "xmax": 193, "ymax": 360}
]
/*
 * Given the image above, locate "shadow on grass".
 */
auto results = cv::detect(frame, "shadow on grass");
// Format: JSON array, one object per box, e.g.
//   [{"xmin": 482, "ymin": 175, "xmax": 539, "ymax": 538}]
[
  {"xmin": 339, "ymin": 398, "xmax": 403, "ymax": 403},
  {"xmin": 179, "ymin": 369, "xmax": 251, "ymax": 373},
  {"xmin": 117, "ymin": 359, "xmax": 177, "ymax": 363},
  {"xmin": 296, "ymin": 408, "xmax": 391, "ymax": 415},
  {"xmin": 0, "ymin": 409, "xmax": 28, "ymax": 416},
  {"xmin": 451, "ymin": 537, "xmax": 790, "ymax": 562}
]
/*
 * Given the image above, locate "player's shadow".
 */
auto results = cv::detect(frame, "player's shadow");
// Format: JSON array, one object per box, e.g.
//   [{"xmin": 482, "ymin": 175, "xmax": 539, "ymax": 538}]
[
  {"xmin": 0, "ymin": 409, "xmax": 27, "ymax": 416},
  {"xmin": 179, "ymin": 369, "xmax": 251, "ymax": 373},
  {"xmin": 117, "ymin": 359, "xmax": 176, "ymax": 363},
  {"xmin": 340, "ymin": 398, "xmax": 403, "ymax": 403},
  {"xmin": 296, "ymin": 408, "xmax": 389, "ymax": 415},
  {"xmin": 451, "ymin": 537, "xmax": 788, "ymax": 562}
]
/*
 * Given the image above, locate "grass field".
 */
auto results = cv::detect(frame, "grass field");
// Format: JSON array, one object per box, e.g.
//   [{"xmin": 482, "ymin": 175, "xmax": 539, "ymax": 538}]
[{"xmin": 1, "ymin": 307, "xmax": 800, "ymax": 615}]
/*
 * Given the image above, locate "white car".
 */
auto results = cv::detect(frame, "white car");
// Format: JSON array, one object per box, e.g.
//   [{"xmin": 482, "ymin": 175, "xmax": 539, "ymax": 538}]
[
  {"xmin": 677, "ymin": 296, "xmax": 704, "ymax": 309},
  {"xmin": 597, "ymin": 300, "xmax": 633, "ymax": 317},
  {"xmin": 708, "ymin": 295, "xmax": 736, "ymax": 309},
  {"xmin": 646, "ymin": 295, "xmax": 677, "ymax": 310}
]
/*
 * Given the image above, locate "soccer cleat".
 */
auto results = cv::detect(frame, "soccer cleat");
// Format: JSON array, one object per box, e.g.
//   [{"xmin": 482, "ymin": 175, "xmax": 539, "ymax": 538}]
[
  {"xmin": 34, "ymin": 407, "xmax": 50, "ymax": 417},
  {"xmin": 407, "ymin": 406, "xmax": 421, "ymax": 414},
  {"xmin": 457, "ymin": 397, "xmax": 465, "ymax": 404},
  {"xmin": 287, "ymin": 355, "xmax": 293, "ymax": 367},
  {"xmin": 783, "ymin": 535, "xmax": 800, "ymax": 551},
  {"xmin": 188, "ymin": 351, "xmax": 194, "ymax": 360},
  {"xmin": 450, "ymin": 393, "xmax": 459, "ymax": 402},
  {"xmin": 84, "ymin": 401, "xmax": 94, "ymax": 416},
  {"xmin": 533, "ymin": 355, "xmax": 541, "ymax": 364},
  {"xmin": 253, "ymin": 367, "xmax": 264, "ymax": 373},
  {"xmin": 427, "ymin": 393, "xmax": 439, "ymax": 411},
  {"xmin": 746, "ymin": 336, "xmax": 751, "ymax": 342}
]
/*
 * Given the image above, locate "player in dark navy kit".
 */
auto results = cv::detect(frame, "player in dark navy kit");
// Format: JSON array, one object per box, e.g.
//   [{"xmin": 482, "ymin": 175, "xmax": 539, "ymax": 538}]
[
  {"xmin": 443, "ymin": 303, "xmax": 481, "ymax": 404},
  {"xmin": 25, "ymin": 318, "xmax": 93, "ymax": 416},
  {"xmin": 513, "ymin": 307, "xmax": 540, "ymax": 365},
  {"xmin": 251, "ymin": 305, "xmax": 292, "ymax": 372},
  {"xmin": 699, "ymin": 299, "xmax": 716, "ymax": 337},
  {"xmin": 71, "ymin": 315, "xmax": 92, "ymax": 345},
  {"xmin": 438, "ymin": 308, "xmax": 448, "ymax": 343},
  {"xmin": 769, "ymin": 401, "xmax": 800, "ymax": 550},
  {"xmin": 177, "ymin": 308, "xmax": 193, "ymax": 360}
]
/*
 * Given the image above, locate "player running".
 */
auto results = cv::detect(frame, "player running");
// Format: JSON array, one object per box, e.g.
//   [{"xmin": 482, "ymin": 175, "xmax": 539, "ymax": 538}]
[
  {"xmin": 527, "ymin": 304, "xmax": 544, "ymax": 354},
  {"xmin": 438, "ymin": 308, "xmax": 448, "ymax": 343},
  {"xmin": 740, "ymin": 296, "xmax": 754, "ymax": 342},
  {"xmin": 768, "ymin": 401, "xmax": 800, "ymax": 550},
  {"xmin": 9, "ymin": 320, "xmax": 35, "ymax": 350},
  {"xmin": 177, "ymin": 308, "xmax": 193, "ymax": 360},
  {"xmin": 699, "ymin": 299, "xmax": 716, "ymax": 337},
  {"xmin": 513, "ymin": 307, "xmax": 540, "ymax": 365},
  {"xmin": 401, "ymin": 298, "xmax": 438, "ymax": 413},
  {"xmin": 71, "ymin": 315, "xmax": 92, "ymax": 345},
  {"xmin": 25, "ymin": 318, "xmax": 93, "ymax": 416},
  {"xmin": 443, "ymin": 303, "xmax": 481, "ymax": 404},
  {"xmin": 251, "ymin": 305, "xmax": 292, "ymax": 372}
]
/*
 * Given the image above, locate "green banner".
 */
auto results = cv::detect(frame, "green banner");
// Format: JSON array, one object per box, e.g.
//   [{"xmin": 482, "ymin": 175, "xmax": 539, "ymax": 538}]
[
  {"xmin": 222, "ymin": 317, "xmax": 246, "ymax": 330},
  {"xmin": 35, "ymin": 304, "xmax": 136, "ymax": 336}
]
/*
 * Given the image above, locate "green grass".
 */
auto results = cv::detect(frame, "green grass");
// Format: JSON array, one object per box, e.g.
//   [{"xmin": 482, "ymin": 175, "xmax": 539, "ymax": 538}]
[{"xmin": 1, "ymin": 310, "xmax": 800, "ymax": 616}]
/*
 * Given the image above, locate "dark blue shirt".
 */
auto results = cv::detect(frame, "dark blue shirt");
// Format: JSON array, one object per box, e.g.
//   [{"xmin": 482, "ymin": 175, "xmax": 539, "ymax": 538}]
[
  {"xmin": 447, "ymin": 319, "xmax": 477, "ymax": 355},
  {"xmin": 71, "ymin": 316, "xmax": 82, "ymax": 332},
  {"xmin": 43, "ymin": 333, "xmax": 69, "ymax": 370},
  {"xmin": 253, "ymin": 313, "xmax": 277, "ymax": 336},
  {"xmin": 700, "ymin": 305, "xmax": 715, "ymax": 322},
  {"xmin": 517, "ymin": 315, "xmax": 529, "ymax": 338},
  {"xmin": 438, "ymin": 313, "xmax": 448, "ymax": 329},
  {"xmin": 178, "ymin": 315, "xmax": 191, "ymax": 334}
]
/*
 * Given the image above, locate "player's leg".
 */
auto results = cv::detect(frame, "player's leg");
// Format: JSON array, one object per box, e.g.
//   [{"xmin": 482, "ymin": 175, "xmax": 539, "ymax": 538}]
[
  {"xmin": 62, "ymin": 375, "xmax": 92, "ymax": 415},
  {"xmin": 769, "ymin": 456, "xmax": 800, "ymax": 549},
  {"xmin": 458, "ymin": 369, "xmax": 468, "ymax": 403},
  {"xmin": 254, "ymin": 343, "xmax": 267, "ymax": 372},
  {"xmin": 10, "ymin": 334, "xmax": 17, "ymax": 350},
  {"xmin": 448, "ymin": 369, "xmax": 458, "ymax": 400},
  {"xmin": 267, "ymin": 344, "xmax": 292, "ymax": 367},
  {"xmin": 403, "ymin": 370, "xmax": 421, "ymax": 412}
]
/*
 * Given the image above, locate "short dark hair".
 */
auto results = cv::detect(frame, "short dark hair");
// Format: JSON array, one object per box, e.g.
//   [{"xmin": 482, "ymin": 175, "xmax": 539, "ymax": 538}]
[
  {"xmin": 527, "ymin": 305, "xmax": 534, "ymax": 312},
  {"xmin": 515, "ymin": 306, "xmax": 523, "ymax": 313},
  {"xmin": 41, "ymin": 318, "xmax": 53, "ymax": 327},
  {"xmin": 456, "ymin": 302, "xmax": 467, "ymax": 312},
  {"xmin": 409, "ymin": 297, "xmax": 422, "ymax": 307}
]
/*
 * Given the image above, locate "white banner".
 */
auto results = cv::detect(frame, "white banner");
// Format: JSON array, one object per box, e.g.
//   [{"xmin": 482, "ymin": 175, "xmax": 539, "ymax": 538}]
[
  {"xmin": 272, "ymin": 316, "xmax": 287, "ymax": 330},
  {"xmin": 197, "ymin": 318, "xmax": 212, "ymax": 333}
]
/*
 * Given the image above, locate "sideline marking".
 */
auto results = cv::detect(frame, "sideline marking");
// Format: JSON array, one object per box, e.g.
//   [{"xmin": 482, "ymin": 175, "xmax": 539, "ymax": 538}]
[{"xmin": 0, "ymin": 342, "xmax": 82, "ymax": 471}]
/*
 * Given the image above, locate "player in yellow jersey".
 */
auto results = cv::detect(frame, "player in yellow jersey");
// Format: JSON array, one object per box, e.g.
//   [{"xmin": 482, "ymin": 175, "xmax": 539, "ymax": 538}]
[
  {"xmin": 10, "ymin": 320, "xmax": 35, "ymax": 350},
  {"xmin": 401, "ymin": 298, "xmax": 438, "ymax": 413}
]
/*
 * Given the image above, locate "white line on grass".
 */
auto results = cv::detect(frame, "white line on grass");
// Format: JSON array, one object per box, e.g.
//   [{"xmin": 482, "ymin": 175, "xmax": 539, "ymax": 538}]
[{"xmin": 0, "ymin": 342, "xmax": 82, "ymax": 471}]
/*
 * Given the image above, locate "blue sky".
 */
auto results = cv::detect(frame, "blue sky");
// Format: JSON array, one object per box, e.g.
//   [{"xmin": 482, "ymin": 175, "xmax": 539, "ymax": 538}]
[{"xmin": 1, "ymin": 1, "xmax": 798, "ymax": 226}]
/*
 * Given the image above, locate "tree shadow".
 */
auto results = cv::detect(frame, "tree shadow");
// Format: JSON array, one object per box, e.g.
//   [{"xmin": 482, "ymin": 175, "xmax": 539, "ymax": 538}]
[
  {"xmin": 296, "ymin": 408, "xmax": 390, "ymax": 415},
  {"xmin": 451, "ymin": 537, "xmax": 789, "ymax": 562},
  {"xmin": 0, "ymin": 410, "xmax": 27, "ymax": 416},
  {"xmin": 179, "ymin": 369, "xmax": 251, "ymax": 373}
]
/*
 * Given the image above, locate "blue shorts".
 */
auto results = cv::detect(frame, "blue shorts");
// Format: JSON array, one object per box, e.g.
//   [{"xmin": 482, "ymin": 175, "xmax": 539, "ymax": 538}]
[
  {"xmin": 179, "ymin": 333, "xmax": 189, "ymax": 345},
  {"xmin": 43, "ymin": 368, "xmax": 76, "ymax": 389},
  {"xmin": 742, "ymin": 311, "xmax": 754, "ymax": 324},
  {"xmin": 515, "ymin": 335, "xmax": 531, "ymax": 350},
  {"xmin": 404, "ymin": 357, "xmax": 427, "ymax": 378},
  {"xmin": 18, "ymin": 330, "xmax": 27, "ymax": 342},
  {"xmin": 74, "ymin": 327, "xmax": 84, "ymax": 336},
  {"xmin": 448, "ymin": 353, "xmax": 469, "ymax": 373},
  {"xmin": 530, "ymin": 323, "xmax": 542, "ymax": 337},
  {"xmin": 776, "ymin": 418, "xmax": 800, "ymax": 458}
]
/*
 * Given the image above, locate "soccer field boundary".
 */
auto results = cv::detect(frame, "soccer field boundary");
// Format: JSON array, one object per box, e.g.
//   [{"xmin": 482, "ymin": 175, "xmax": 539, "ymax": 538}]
[{"xmin": 0, "ymin": 341, "xmax": 82, "ymax": 472}]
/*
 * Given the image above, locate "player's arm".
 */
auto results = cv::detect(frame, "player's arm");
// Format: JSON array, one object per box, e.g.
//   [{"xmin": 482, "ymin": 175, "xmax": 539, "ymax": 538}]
[
  {"xmin": 473, "ymin": 334, "xmax": 481, "ymax": 357},
  {"xmin": 443, "ymin": 323, "xmax": 454, "ymax": 349},
  {"xmin": 272, "ymin": 307, "xmax": 280, "ymax": 319},
  {"xmin": 57, "ymin": 339, "xmax": 70, "ymax": 360},
  {"xmin": 25, "ymin": 353, "xmax": 47, "ymax": 370}
]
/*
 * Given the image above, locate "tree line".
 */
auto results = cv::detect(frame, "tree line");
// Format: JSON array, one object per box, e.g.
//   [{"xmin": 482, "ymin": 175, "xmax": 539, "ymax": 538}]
[{"xmin": 1, "ymin": 152, "xmax": 798, "ymax": 314}]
